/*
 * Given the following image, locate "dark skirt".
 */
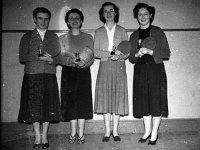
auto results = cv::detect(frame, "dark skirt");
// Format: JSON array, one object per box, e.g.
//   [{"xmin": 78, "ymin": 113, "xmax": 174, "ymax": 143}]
[
  {"xmin": 18, "ymin": 73, "xmax": 61, "ymax": 123},
  {"xmin": 133, "ymin": 58, "xmax": 168, "ymax": 118},
  {"xmin": 61, "ymin": 66, "xmax": 93, "ymax": 121}
]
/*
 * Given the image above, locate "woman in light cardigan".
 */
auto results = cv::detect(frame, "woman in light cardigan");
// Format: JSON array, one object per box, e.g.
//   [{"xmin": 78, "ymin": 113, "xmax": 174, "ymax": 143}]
[{"xmin": 94, "ymin": 2, "xmax": 129, "ymax": 142}]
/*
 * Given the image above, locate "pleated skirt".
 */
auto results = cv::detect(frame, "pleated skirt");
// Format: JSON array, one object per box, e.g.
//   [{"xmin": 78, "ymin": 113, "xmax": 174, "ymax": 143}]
[
  {"xmin": 18, "ymin": 73, "xmax": 61, "ymax": 123},
  {"xmin": 61, "ymin": 66, "xmax": 93, "ymax": 121},
  {"xmin": 133, "ymin": 61, "xmax": 168, "ymax": 118},
  {"xmin": 94, "ymin": 60, "xmax": 129, "ymax": 116}
]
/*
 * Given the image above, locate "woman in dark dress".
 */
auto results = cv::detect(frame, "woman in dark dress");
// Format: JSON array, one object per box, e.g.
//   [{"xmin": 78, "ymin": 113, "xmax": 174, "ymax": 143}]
[
  {"xmin": 59, "ymin": 8, "xmax": 94, "ymax": 144},
  {"xmin": 18, "ymin": 7, "xmax": 61, "ymax": 149},
  {"xmin": 129, "ymin": 3, "xmax": 171, "ymax": 145}
]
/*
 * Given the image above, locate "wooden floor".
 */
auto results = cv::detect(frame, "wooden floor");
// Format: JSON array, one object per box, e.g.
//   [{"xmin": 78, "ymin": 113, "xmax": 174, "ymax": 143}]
[{"xmin": 1, "ymin": 131, "xmax": 200, "ymax": 150}]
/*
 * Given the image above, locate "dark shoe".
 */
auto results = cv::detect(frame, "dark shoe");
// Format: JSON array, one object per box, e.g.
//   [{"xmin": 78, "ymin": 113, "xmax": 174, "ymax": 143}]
[
  {"xmin": 77, "ymin": 136, "xmax": 85, "ymax": 144},
  {"xmin": 111, "ymin": 131, "xmax": 121, "ymax": 142},
  {"xmin": 41, "ymin": 143, "xmax": 49, "ymax": 149},
  {"xmin": 102, "ymin": 136, "xmax": 110, "ymax": 142},
  {"xmin": 138, "ymin": 134, "xmax": 151, "ymax": 143},
  {"xmin": 102, "ymin": 132, "xmax": 111, "ymax": 143},
  {"xmin": 33, "ymin": 143, "xmax": 41, "ymax": 149},
  {"xmin": 148, "ymin": 136, "xmax": 158, "ymax": 145},
  {"xmin": 113, "ymin": 135, "xmax": 121, "ymax": 142},
  {"xmin": 68, "ymin": 135, "xmax": 76, "ymax": 144}
]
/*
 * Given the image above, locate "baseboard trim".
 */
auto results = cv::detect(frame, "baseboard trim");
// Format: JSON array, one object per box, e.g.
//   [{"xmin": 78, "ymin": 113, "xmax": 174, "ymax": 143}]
[{"xmin": 1, "ymin": 119, "xmax": 200, "ymax": 142}]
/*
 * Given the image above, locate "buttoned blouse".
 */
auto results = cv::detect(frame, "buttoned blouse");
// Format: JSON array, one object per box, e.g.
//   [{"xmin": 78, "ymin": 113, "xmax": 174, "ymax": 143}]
[{"xmin": 94, "ymin": 25, "xmax": 128, "ymax": 61}]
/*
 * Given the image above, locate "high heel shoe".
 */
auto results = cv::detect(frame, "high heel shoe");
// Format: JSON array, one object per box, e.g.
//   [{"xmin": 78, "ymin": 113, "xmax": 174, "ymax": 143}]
[
  {"xmin": 102, "ymin": 132, "xmax": 111, "ymax": 142},
  {"xmin": 41, "ymin": 143, "xmax": 49, "ymax": 149},
  {"xmin": 68, "ymin": 134, "xmax": 76, "ymax": 144},
  {"xmin": 148, "ymin": 135, "xmax": 158, "ymax": 145},
  {"xmin": 33, "ymin": 143, "xmax": 41, "ymax": 149},
  {"xmin": 111, "ymin": 131, "xmax": 121, "ymax": 142},
  {"xmin": 138, "ymin": 134, "xmax": 151, "ymax": 143},
  {"xmin": 77, "ymin": 136, "xmax": 85, "ymax": 144}
]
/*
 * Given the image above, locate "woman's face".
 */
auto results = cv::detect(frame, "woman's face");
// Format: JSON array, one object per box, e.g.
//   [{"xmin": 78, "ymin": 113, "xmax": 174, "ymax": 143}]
[
  {"xmin": 68, "ymin": 12, "xmax": 82, "ymax": 29},
  {"xmin": 137, "ymin": 8, "xmax": 151, "ymax": 27},
  {"xmin": 103, "ymin": 5, "xmax": 116, "ymax": 22},
  {"xmin": 34, "ymin": 12, "xmax": 50, "ymax": 31}
]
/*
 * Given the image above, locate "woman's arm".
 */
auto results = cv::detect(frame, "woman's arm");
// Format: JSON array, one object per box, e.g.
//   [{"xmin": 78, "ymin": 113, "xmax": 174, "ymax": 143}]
[
  {"xmin": 94, "ymin": 30, "xmax": 110, "ymax": 59},
  {"xmin": 152, "ymin": 28, "xmax": 171, "ymax": 59},
  {"xmin": 128, "ymin": 33, "xmax": 138, "ymax": 64},
  {"xmin": 19, "ymin": 33, "xmax": 40, "ymax": 63}
]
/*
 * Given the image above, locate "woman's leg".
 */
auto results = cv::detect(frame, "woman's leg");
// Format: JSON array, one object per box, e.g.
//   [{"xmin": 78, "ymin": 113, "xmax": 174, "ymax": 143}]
[
  {"xmin": 112, "ymin": 113, "xmax": 120, "ymax": 136},
  {"xmin": 77, "ymin": 119, "xmax": 86, "ymax": 144},
  {"xmin": 70, "ymin": 119, "xmax": 77, "ymax": 136},
  {"xmin": 103, "ymin": 113, "xmax": 111, "ymax": 137},
  {"xmin": 151, "ymin": 116, "xmax": 161, "ymax": 140},
  {"xmin": 41, "ymin": 122, "xmax": 49, "ymax": 144},
  {"xmin": 33, "ymin": 122, "xmax": 41, "ymax": 144},
  {"xmin": 78, "ymin": 119, "xmax": 85, "ymax": 138},
  {"xmin": 142, "ymin": 115, "xmax": 152, "ymax": 139}
]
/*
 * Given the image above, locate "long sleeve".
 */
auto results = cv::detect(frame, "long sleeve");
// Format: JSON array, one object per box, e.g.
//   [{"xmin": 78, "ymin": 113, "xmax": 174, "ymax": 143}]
[
  {"xmin": 129, "ymin": 31, "xmax": 139, "ymax": 64},
  {"xmin": 59, "ymin": 34, "xmax": 76, "ymax": 67},
  {"xmin": 152, "ymin": 28, "xmax": 171, "ymax": 59},
  {"xmin": 82, "ymin": 34, "xmax": 95, "ymax": 68},
  {"xmin": 94, "ymin": 29, "xmax": 110, "ymax": 59},
  {"xmin": 19, "ymin": 33, "xmax": 39, "ymax": 63},
  {"xmin": 122, "ymin": 29, "xmax": 128, "ymax": 41},
  {"xmin": 48, "ymin": 34, "xmax": 61, "ymax": 65}
]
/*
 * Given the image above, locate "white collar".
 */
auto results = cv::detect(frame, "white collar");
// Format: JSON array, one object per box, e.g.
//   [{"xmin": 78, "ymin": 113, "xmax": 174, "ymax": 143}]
[{"xmin": 37, "ymin": 29, "xmax": 46, "ymax": 41}]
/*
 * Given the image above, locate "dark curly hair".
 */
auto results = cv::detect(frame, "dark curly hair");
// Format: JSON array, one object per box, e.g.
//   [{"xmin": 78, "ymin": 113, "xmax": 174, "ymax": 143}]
[
  {"xmin": 33, "ymin": 7, "xmax": 51, "ymax": 20},
  {"xmin": 99, "ymin": 2, "xmax": 120, "ymax": 23},
  {"xmin": 133, "ymin": 3, "xmax": 155, "ymax": 23},
  {"xmin": 65, "ymin": 8, "xmax": 84, "ymax": 29}
]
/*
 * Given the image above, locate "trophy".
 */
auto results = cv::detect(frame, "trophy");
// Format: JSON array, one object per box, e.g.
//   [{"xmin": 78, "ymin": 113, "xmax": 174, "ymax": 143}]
[
  {"xmin": 75, "ymin": 52, "xmax": 81, "ymax": 62},
  {"xmin": 110, "ymin": 45, "xmax": 117, "ymax": 55},
  {"xmin": 38, "ymin": 43, "xmax": 44, "ymax": 57},
  {"xmin": 137, "ymin": 39, "xmax": 142, "ymax": 50}
]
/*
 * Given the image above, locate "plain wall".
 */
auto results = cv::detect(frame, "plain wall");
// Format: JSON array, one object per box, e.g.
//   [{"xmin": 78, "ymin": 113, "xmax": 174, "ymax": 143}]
[{"xmin": 2, "ymin": 0, "xmax": 200, "ymax": 122}]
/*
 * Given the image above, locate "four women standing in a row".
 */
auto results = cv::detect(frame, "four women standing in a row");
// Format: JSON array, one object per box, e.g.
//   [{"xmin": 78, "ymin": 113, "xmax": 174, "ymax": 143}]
[{"xmin": 18, "ymin": 2, "xmax": 170, "ymax": 148}]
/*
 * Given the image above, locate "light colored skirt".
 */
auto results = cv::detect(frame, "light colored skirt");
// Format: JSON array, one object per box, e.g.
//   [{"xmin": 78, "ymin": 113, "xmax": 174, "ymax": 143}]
[{"xmin": 94, "ymin": 60, "xmax": 129, "ymax": 116}]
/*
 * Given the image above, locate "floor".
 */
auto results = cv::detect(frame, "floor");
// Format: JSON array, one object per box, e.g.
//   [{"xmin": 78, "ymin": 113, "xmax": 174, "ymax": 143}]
[{"xmin": 1, "ymin": 132, "xmax": 200, "ymax": 150}]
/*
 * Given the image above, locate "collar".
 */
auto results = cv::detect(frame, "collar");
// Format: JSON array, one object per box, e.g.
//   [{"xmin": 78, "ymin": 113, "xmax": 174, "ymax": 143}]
[
  {"xmin": 104, "ymin": 23, "xmax": 116, "ymax": 32},
  {"xmin": 37, "ymin": 28, "xmax": 46, "ymax": 35}
]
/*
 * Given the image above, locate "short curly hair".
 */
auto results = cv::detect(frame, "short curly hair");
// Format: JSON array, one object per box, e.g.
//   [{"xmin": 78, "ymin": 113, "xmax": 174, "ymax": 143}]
[
  {"xmin": 133, "ymin": 3, "xmax": 155, "ymax": 23},
  {"xmin": 33, "ymin": 7, "xmax": 51, "ymax": 20},
  {"xmin": 99, "ymin": 2, "xmax": 120, "ymax": 23},
  {"xmin": 65, "ymin": 8, "xmax": 84, "ymax": 29}
]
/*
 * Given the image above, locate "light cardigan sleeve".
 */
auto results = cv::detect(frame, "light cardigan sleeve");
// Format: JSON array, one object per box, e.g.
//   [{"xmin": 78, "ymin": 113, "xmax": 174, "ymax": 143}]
[
  {"xmin": 122, "ymin": 28, "xmax": 128, "ymax": 41},
  {"xmin": 58, "ymin": 34, "xmax": 76, "ymax": 66},
  {"xmin": 94, "ymin": 28, "xmax": 110, "ymax": 59}
]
